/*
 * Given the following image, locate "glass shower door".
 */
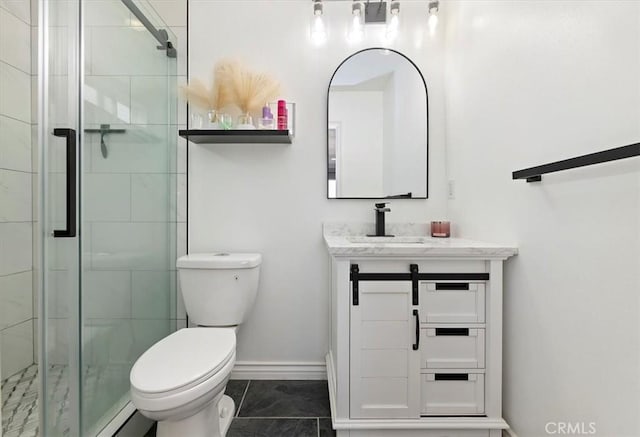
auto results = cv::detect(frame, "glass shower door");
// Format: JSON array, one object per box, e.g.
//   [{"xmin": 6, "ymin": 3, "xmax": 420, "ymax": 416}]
[
  {"xmin": 40, "ymin": 0, "xmax": 177, "ymax": 434},
  {"xmin": 40, "ymin": 0, "xmax": 82, "ymax": 433},
  {"xmin": 79, "ymin": 0, "xmax": 177, "ymax": 434}
]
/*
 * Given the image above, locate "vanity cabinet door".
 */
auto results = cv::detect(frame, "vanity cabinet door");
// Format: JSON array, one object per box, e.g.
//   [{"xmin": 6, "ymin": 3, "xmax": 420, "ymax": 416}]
[{"xmin": 350, "ymin": 281, "xmax": 420, "ymax": 419}]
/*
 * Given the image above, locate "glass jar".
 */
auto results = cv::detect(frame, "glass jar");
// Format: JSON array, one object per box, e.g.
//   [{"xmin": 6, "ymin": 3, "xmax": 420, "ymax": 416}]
[{"xmin": 236, "ymin": 113, "xmax": 255, "ymax": 130}]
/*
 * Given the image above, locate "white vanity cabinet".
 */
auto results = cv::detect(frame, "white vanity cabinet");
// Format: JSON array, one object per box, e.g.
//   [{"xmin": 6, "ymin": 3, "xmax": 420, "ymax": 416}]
[
  {"xmin": 350, "ymin": 280, "xmax": 420, "ymax": 419},
  {"xmin": 324, "ymin": 227, "xmax": 517, "ymax": 437}
]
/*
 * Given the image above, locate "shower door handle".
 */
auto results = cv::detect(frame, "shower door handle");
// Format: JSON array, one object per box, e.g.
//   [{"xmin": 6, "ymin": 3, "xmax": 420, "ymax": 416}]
[{"xmin": 53, "ymin": 128, "xmax": 77, "ymax": 238}]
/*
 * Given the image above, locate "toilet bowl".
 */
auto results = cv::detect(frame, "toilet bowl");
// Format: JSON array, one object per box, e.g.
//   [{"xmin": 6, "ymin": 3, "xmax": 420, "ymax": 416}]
[
  {"xmin": 130, "ymin": 328, "xmax": 236, "ymax": 437},
  {"xmin": 130, "ymin": 253, "xmax": 262, "ymax": 437}
]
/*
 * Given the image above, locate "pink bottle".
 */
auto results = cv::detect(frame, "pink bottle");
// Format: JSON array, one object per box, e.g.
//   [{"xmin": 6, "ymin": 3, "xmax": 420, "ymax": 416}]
[{"xmin": 277, "ymin": 100, "xmax": 288, "ymax": 130}]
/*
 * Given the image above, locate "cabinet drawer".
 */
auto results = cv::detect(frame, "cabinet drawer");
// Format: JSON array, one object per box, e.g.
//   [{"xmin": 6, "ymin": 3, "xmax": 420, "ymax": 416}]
[
  {"xmin": 421, "ymin": 282, "xmax": 485, "ymax": 323},
  {"xmin": 421, "ymin": 372, "xmax": 485, "ymax": 416},
  {"xmin": 421, "ymin": 328, "xmax": 485, "ymax": 369}
]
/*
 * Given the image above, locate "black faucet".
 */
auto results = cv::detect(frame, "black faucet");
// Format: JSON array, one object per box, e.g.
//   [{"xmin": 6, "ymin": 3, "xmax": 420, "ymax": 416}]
[{"xmin": 368, "ymin": 203, "xmax": 394, "ymax": 237}]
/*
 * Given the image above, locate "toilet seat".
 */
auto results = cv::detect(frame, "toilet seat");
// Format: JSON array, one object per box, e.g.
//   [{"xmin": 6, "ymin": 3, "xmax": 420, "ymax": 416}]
[{"xmin": 130, "ymin": 328, "xmax": 236, "ymax": 413}]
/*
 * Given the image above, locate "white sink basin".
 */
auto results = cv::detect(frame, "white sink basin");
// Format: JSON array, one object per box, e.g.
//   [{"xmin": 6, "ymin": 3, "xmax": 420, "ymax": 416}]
[{"xmin": 346, "ymin": 236, "xmax": 430, "ymax": 244}]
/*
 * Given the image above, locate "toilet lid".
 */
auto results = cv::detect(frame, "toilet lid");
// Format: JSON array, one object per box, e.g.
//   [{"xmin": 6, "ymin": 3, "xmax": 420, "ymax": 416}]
[{"xmin": 130, "ymin": 328, "xmax": 235, "ymax": 394}]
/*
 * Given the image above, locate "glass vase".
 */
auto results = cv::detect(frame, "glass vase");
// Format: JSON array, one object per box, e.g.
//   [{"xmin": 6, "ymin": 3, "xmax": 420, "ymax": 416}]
[{"xmin": 236, "ymin": 113, "xmax": 255, "ymax": 130}]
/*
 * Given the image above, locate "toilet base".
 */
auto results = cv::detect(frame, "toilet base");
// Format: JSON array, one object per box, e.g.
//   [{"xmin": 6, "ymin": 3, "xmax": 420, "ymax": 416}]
[
  {"xmin": 156, "ymin": 395, "xmax": 235, "ymax": 437},
  {"xmin": 218, "ymin": 395, "xmax": 235, "ymax": 435}
]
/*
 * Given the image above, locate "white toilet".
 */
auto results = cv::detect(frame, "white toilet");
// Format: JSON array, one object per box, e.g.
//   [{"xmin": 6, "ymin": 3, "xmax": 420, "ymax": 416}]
[{"xmin": 130, "ymin": 253, "xmax": 262, "ymax": 437}]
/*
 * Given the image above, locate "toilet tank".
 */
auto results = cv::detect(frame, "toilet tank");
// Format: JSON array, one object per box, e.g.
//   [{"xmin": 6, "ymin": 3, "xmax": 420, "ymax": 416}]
[{"xmin": 176, "ymin": 253, "xmax": 262, "ymax": 326}]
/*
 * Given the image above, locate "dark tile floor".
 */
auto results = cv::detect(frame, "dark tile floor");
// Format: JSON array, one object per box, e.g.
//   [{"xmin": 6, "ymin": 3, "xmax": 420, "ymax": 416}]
[{"xmin": 146, "ymin": 380, "xmax": 335, "ymax": 437}]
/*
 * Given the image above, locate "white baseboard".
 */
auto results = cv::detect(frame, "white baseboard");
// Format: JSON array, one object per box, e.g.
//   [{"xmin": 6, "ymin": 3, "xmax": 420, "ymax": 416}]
[{"xmin": 230, "ymin": 361, "xmax": 327, "ymax": 380}]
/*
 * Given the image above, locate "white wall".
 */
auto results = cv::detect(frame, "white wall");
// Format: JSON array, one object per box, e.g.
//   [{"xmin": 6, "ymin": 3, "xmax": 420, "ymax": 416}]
[
  {"xmin": 188, "ymin": 0, "xmax": 447, "ymax": 365},
  {"xmin": 444, "ymin": 2, "xmax": 640, "ymax": 436},
  {"xmin": 0, "ymin": 0, "xmax": 34, "ymax": 379}
]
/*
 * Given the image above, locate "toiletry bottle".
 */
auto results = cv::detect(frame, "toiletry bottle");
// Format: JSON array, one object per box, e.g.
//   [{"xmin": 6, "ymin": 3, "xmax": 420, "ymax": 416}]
[
  {"xmin": 277, "ymin": 100, "xmax": 288, "ymax": 130},
  {"xmin": 259, "ymin": 105, "xmax": 274, "ymax": 129}
]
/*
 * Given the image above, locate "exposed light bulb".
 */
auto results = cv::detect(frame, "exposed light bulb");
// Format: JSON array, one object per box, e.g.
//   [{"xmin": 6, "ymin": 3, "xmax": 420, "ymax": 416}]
[
  {"xmin": 311, "ymin": 1, "xmax": 327, "ymax": 45},
  {"xmin": 349, "ymin": 2, "xmax": 364, "ymax": 43},
  {"xmin": 428, "ymin": 1, "xmax": 439, "ymax": 34},
  {"xmin": 428, "ymin": 13, "xmax": 438, "ymax": 32},
  {"xmin": 312, "ymin": 15, "xmax": 327, "ymax": 45}
]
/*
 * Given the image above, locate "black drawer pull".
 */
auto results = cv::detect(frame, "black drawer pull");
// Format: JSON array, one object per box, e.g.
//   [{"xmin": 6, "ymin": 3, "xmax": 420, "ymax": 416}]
[
  {"xmin": 412, "ymin": 310, "xmax": 420, "ymax": 350},
  {"xmin": 435, "ymin": 328, "xmax": 469, "ymax": 336},
  {"xmin": 434, "ymin": 373, "xmax": 469, "ymax": 381},
  {"xmin": 435, "ymin": 283, "xmax": 469, "ymax": 290}
]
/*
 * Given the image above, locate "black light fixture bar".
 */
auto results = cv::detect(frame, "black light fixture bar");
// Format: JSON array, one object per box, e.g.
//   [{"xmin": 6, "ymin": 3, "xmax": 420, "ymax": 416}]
[{"xmin": 512, "ymin": 143, "xmax": 640, "ymax": 182}]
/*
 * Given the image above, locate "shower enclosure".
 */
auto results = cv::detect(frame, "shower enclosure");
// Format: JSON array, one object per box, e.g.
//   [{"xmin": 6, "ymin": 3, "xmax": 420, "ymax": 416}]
[{"xmin": 35, "ymin": 0, "xmax": 178, "ymax": 435}]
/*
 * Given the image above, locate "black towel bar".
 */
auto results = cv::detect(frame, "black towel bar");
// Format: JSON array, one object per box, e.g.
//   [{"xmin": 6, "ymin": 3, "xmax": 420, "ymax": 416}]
[{"xmin": 512, "ymin": 143, "xmax": 640, "ymax": 182}]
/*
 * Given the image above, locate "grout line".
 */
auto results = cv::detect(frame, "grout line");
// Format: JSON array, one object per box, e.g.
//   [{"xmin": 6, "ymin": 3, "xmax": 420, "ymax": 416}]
[
  {"xmin": 0, "ymin": 318, "xmax": 34, "ymax": 332},
  {"xmin": 0, "ymin": 269, "xmax": 33, "ymax": 278},
  {"xmin": 0, "ymin": 113, "xmax": 32, "ymax": 125},
  {"xmin": 0, "ymin": 168, "xmax": 33, "ymax": 175},
  {"xmin": 235, "ymin": 380, "xmax": 250, "ymax": 418},
  {"xmin": 0, "ymin": 4, "xmax": 32, "ymax": 26},
  {"xmin": 0, "ymin": 58, "xmax": 31, "ymax": 76}
]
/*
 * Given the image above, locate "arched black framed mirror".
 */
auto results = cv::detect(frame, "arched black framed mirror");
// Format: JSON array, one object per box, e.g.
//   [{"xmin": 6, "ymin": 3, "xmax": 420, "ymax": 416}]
[{"xmin": 327, "ymin": 48, "xmax": 429, "ymax": 199}]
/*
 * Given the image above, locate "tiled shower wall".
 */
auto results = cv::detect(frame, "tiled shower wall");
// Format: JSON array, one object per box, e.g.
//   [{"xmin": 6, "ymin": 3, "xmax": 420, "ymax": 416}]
[{"xmin": 0, "ymin": 0, "xmax": 35, "ymax": 380}]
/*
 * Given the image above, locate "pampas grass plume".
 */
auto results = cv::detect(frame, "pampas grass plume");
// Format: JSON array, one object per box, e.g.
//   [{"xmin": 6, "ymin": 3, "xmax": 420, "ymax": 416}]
[
  {"xmin": 180, "ymin": 60, "xmax": 281, "ymax": 116},
  {"xmin": 222, "ymin": 61, "xmax": 281, "ymax": 115},
  {"xmin": 179, "ymin": 78, "xmax": 210, "ymax": 111}
]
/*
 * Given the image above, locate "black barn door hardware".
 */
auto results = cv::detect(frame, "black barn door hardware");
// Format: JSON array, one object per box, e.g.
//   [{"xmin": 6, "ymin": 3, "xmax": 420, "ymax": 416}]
[
  {"xmin": 351, "ymin": 264, "xmax": 360, "ymax": 305},
  {"xmin": 410, "ymin": 264, "xmax": 419, "ymax": 305},
  {"xmin": 352, "ymin": 264, "xmax": 440, "ymax": 306},
  {"xmin": 350, "ymin": 265, "xmax": 489, "ymax": 306}
]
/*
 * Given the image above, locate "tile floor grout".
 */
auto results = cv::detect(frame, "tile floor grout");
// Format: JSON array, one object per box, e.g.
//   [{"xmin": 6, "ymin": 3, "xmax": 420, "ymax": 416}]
[
  {"xmin": 227, "ymin": 380, "xmax": 333, "ymax": 436},
  {"xmin": 235, "ymin": 380, "xmax": 251, "ymax": 418},
  {"xmin": 149, "ymin": 379, "xmax": 334, "ymax": 436}
]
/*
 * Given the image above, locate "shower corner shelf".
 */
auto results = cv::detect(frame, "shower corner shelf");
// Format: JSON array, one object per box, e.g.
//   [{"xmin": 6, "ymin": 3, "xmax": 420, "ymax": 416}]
[{"xmin": 179, "ymin": 129, "xmax": 292, "ymax": 144}]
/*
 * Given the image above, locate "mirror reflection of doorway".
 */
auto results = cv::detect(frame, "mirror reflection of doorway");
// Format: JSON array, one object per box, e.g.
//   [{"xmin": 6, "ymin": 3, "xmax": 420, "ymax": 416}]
[{"xmin": 328, "ymin": 123, "xmax": 340, "ymax": 198}]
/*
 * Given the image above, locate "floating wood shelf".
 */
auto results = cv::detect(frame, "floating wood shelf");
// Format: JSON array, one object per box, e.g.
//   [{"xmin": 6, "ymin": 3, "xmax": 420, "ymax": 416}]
[{"xmin": 179, "ymin": 129, "xmax": 292, "ymax": 144}]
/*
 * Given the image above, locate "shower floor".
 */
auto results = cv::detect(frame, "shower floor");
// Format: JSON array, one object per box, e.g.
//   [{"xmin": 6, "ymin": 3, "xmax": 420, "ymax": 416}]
[
  {"xmin": 2, "ymin": 364, "xmax": 70, "ymax": 437},
  {"xmin": 2, "ymin": 362, "xmax": 132, "ymax": 437}
]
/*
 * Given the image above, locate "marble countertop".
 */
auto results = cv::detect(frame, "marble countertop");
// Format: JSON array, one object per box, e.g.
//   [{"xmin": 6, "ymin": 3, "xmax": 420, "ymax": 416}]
[{"xmin": 323, "ymin": 223, "xmax": 518, "ymax": 259}]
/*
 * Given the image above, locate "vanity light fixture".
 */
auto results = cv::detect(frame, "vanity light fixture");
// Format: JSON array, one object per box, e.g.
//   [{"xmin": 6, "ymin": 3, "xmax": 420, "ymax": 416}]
[
  {"xmin": 311, "ymin": 0, "xmax": 327, "ymax": 45},
  {"xmin": 385, "ymin": 1, "xmax": 400, "ymax": 42},
  {"xmin": 349, "ymin": 1, "xmax": 364, "ymax": 43},
  {"xmin": 428, "ymin": 0, "xmax": 439, "ymax": 33}
]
